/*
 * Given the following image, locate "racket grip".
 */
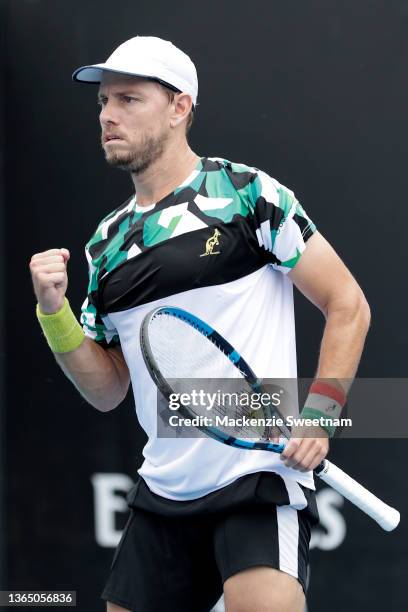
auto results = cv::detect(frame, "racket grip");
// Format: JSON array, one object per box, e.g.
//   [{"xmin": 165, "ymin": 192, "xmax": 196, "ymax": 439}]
[{"xmin": 315, "ymin": 460, "xmax": 400, "ymax": 532}]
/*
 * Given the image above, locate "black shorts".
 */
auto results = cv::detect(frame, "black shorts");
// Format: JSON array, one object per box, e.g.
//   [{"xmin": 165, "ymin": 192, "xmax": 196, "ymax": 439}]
[{"xmin": 101, "ymin": 471, "xmax": 319, "ymax": 612}]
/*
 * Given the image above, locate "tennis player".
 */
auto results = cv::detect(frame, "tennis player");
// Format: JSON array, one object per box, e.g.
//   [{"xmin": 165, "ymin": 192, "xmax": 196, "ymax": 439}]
[{"xmin": 30, "ymin": 37, "xmax": 371, "ymax": 612}]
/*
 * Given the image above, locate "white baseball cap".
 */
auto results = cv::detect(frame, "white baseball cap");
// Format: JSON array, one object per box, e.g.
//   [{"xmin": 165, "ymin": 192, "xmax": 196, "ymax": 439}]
[{"xmin": 72, "ymin": 36, "xmax": 198, "ymax": 106}]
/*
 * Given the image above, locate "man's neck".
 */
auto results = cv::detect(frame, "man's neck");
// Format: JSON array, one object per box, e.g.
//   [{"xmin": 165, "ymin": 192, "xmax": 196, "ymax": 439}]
[{"xmin": 131, "ymin": 141, "xmax": 200, "ymax": 207}]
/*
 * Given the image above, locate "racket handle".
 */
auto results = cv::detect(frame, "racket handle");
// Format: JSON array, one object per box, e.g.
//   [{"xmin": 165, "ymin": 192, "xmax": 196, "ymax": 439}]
[{"xmin": 315, "ymin": 460, "xmax": 400, "ymax": 531}]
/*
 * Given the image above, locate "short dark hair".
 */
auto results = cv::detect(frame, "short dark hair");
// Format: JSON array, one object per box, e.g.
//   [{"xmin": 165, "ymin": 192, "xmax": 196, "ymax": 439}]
[{"xmin": 161, "ymin": 86, "xmax": 194, "ymax": 134}]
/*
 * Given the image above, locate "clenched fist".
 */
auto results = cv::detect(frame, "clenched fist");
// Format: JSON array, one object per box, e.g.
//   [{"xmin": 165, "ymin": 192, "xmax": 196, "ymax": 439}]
[{"xmin": 29, "ymin": 248, "xmax": 70, "ymax": 314}]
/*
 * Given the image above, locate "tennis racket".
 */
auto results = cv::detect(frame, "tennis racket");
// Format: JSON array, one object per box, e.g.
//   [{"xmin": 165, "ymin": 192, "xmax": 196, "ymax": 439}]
[{"xmin": 140, "ymin": 306, "xmax": 400, "ymax": 531}]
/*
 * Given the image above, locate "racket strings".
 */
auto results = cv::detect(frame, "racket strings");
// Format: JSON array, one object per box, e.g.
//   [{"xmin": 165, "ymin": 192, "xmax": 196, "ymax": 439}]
[
  {"xmin": 149, "ymin": 313, "xmax": 242, "ymax": 378},
  {"xmin": 148, "ymin": 313, "xmax": 266, "ymax": 438}
]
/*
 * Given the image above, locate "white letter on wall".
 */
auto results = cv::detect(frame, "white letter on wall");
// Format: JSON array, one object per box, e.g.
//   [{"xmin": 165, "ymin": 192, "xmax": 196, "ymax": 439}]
[{"xmin": 91, "ymin": 473, "xmax": 134, "ymax": 547}]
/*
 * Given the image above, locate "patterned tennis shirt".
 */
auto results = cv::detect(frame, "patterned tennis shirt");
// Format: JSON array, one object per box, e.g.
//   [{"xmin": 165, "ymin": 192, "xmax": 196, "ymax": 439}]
[{"xmin": 81, "ymin": 157, "xmax": 317, "ymax": 500}]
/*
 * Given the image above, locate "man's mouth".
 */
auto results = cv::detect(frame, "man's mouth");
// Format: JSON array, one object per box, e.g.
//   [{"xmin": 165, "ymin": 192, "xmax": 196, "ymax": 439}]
[{"xmin": 104, "ymin": 135, "xmax": 124, "ymax": 143}]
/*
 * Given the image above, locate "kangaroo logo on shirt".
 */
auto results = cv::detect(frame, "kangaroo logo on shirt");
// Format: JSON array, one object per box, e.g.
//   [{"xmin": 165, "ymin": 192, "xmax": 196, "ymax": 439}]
[{"xmin": 200, "ymin": 228, "xmax": 221, "ymax": 257}]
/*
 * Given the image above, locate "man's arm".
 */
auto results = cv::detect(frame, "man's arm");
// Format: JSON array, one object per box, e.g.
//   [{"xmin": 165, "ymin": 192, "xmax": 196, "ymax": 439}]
[
  {"xmin": 281, "ymin": 231, "xmax": 371, "ymax": 471},
  {"xmin": 54, "ymin": 340, "xmax": 130, "ymax": 412},
  {"xmin": 30, "ymin": 248, "xmax": 130, "ymax": 412}
]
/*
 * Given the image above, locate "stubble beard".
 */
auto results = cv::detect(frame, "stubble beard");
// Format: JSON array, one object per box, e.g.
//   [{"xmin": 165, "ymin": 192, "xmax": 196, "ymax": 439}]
[{"xmin": 103, "ymin": 128, "xmax": 169, "ymax": 175}]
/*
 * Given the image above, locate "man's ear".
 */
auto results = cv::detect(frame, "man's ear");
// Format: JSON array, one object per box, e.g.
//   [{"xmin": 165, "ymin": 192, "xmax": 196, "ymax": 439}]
[{"xmin": 170, "ymin": 93, "xmax": 193, "ymax": 128}]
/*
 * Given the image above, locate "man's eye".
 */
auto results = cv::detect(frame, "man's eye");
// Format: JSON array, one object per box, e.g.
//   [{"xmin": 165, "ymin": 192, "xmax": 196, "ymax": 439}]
[{"xmin": 98, "ymin": 99, "xmax": 107, "ymax": 107}]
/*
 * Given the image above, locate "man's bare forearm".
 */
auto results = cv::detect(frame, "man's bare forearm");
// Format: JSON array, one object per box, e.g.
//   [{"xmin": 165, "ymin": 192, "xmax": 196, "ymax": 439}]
[
  {"xmin": 54, "ymin": 337, "xmax": 130, "ymax": 412},
  {"xmin": 30, "ymin": 249, "xmax": 130, "ymax": 411},
  {"xmin": 283, "ymin": 232, "xmax": 370, "ymax": 470},
  {"xmin": 316, "ymin": 292, "xmax": 371, "ymax": 391}
]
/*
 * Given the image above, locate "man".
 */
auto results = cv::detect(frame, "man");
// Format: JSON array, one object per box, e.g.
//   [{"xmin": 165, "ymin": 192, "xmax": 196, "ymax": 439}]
[{"xmin": 30, "ymin": 36, "xmax": 370, "ymax": 612}]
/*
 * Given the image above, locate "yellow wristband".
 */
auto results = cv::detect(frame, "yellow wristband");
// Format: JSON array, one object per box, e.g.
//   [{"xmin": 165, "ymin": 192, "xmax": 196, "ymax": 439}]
[{"xmin": 36, "ymin": 297, "xmax": 85, "ymax": 353}]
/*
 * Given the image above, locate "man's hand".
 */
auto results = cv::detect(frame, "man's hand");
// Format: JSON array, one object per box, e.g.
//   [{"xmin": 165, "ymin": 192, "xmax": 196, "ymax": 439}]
[
  {"xmin": 30, "ymin": 248, "xmax": 70, "ymax": 314},
  {"xmin": 280, "ymin": 425, "xmax": 329, "ymax": 472}
]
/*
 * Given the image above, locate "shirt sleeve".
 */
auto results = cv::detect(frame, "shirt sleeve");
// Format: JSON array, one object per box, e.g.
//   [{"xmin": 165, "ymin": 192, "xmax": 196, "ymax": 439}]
[
  {"xmin": 250, "ymin": 169, "xmax": 317, "ymax": 273},
  {"xmin": 80, "ymin": 246, "xmax": 121, "ymax": 347}
]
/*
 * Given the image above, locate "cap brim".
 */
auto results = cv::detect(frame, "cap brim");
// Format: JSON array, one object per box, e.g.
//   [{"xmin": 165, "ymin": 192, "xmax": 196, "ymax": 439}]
[
  {"xmin": 72, "ymin": 64, "xmax": 107, "ymax": 83},
  {"xmin": 72, "ymin": 64, "xmax": 181, "ymax": 93}
]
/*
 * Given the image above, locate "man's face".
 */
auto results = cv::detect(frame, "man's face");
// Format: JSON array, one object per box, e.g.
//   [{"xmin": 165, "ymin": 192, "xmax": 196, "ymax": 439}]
[{"xmin": 98, "ymin": 73, "xmax": 172, "ymax": 174}]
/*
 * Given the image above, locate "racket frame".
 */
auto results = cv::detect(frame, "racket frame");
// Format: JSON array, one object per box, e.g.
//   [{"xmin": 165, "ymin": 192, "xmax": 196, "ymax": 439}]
[
  {"xmin": 140, "ymin": 306, "xmax": 400, "ymax": 531},
  {"xmin": 140, "ymin": 306, "xmax": 288, "ymax": 452}
]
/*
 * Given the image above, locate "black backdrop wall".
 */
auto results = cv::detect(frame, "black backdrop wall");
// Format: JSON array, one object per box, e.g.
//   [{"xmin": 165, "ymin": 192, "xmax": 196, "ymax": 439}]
[{"xmin": 3, "ymin": 1, "xmax": 408, "ymax": 611}]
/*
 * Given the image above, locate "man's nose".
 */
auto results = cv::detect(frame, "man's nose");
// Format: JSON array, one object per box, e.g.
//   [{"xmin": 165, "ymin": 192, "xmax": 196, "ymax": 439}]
[{"xmin": 99, "ymin": 101, "xmax": 119, "ymax": 125}]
